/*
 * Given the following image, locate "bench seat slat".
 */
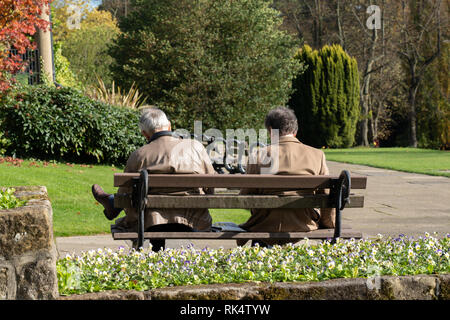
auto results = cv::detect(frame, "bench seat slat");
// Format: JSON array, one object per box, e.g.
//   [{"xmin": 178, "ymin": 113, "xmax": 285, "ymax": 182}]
[
  {"xmin": 112, "ymin": 229, "xmax": 362, "ymax": 240},
  {"xmin": 114, "ymin": 194, "xmax": 364, "ymax": 209},
  {"xmin": 114, "ymin": 173, "xmax": 367, "ymax": 189}
]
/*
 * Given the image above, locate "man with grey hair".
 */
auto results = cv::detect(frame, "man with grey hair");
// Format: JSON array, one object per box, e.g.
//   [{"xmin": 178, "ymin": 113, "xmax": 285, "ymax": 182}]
[
  {"xmin": 92, "ymin": 108, "xmax": 215, "ymax": 251},
  {"xmin": 238, "ymin": 106, "xmax": 335, "ymax": 246}
]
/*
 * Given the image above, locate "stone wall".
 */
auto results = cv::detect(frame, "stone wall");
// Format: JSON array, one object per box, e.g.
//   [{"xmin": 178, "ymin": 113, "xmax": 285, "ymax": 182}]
[
  {"xmin": 0, "ymin": 186, "xmax": 58, "ymax": 300},
  {"xmin": 60, "ymin": 274, "xmax": 450, "ymax": 300}
]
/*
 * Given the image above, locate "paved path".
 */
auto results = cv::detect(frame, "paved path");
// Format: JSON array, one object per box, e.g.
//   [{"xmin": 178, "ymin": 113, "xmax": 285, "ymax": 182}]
[{"xmin": 55, "ymin": 161, "xmax": 450, "ymax": 258}]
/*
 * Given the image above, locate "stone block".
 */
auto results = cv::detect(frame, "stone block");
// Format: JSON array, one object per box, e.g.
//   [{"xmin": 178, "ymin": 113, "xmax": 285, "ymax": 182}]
[
  {"xmin": 146, "ymin": 283, "xmax": 263, "ymax": 300},
  {"xmin": 0, "ymin": 262, "xmax": 15, "ymax": 300},
  {"xmin": 438, "ymin": 274, "xmax": 450, "ymax": 300},
  {"xmin": 377, "ymin": 275, "xmax": 438, "ymax": 300},
  {"xmin": 15, "ymin": 250, "xmax": 58, "ymax": 300},
  {"xmin": 0, "ymin": 186, "xmax": 58, "ymax": 300},
  {"xmin": 0, "ymin": 203, "xmax": 53, "ymax": 259},
  {"xmin": 265, "ymin": 278, "xmax": 369, "ymax": 300}
]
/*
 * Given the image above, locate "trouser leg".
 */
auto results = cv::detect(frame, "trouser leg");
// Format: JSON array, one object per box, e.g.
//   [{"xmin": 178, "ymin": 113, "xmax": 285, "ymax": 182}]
[
  {"xmin": 251, "ymin": 240, "xmax": 273, "ymax": 249},
  {"xmin": 107, "ymin": 195, "xmax": 123, "ymax": 216}
]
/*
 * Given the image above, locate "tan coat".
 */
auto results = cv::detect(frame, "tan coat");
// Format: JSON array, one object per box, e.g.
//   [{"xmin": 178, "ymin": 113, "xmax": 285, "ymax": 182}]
[
  {"xmin": 239, "ymin": 136, "xmax": 335, "ymax": 239},
  {"xmin": 115, "ymin": 135, "xmax": 215, "ymax": 232}
]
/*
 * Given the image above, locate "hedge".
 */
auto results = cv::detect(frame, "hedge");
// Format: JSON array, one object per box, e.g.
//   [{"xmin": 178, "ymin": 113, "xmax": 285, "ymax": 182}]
[{"xmin": 0, "ymin": 85, "xmax": 146, "ymax": 165}]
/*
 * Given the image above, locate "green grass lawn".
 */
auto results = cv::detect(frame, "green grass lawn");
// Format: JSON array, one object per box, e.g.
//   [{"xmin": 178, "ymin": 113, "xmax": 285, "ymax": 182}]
[
  {"xmin": 0, "ymin": 158, "xmax": 250, "ymax": 237},
  {"xmin": 325, "ymin": 147, "xmax": 450, "ymax": 177}
]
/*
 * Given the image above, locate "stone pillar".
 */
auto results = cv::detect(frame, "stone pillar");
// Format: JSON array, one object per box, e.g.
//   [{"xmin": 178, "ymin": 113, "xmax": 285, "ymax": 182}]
[
  {"xmin": 35, "ymin": 3, "xmax": 54, "ymax": 83},
  {"xmin": 0, "ymin": 186, "xmax": 58, "ymax": 300}
]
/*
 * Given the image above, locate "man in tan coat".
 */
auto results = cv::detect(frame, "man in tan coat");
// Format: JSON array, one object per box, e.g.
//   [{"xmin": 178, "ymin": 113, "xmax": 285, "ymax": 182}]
[
  {"xmin": 92, "ymin": 108, "xmax": 215, "ymax": 251},
  {"xmin": 238, "ymin": 107, "xmax": 335, "ymax": 246}
]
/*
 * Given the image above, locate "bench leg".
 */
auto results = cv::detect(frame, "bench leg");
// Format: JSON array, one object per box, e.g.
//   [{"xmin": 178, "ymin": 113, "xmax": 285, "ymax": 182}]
[
  {"xmin": 332, "ymin": 170, "xmax": 351, "ymax": 244},
  {"xmin": 132, "ymin": 169, "xmax": 148, "ymax": 250}
]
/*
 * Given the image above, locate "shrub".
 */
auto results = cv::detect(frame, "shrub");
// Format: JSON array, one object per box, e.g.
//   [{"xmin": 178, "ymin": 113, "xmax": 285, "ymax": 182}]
[
  {"xmin": 0, "ymin": 85, "xmax": 146, "ymax": 164},
  {"xmin": 0, "ymin": 130, "xmax": 10, "ymax": 155},
  {"xmin": 109, "ymin": 0, "xmax": 303, "ymax": 132},
  {"xmin": 53, "ymin": 42, "xmax": 82, "ymax": 89},
  {"xmin": 289, "ymin": 45, "xmax": 360, "ymax": 148},
  {"xmin": 85, "ymin": 77, "xmax": 147, "ymax": 109}
]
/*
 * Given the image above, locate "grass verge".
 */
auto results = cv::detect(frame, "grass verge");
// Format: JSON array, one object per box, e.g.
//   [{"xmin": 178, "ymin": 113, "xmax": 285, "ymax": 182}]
[{"xmin": 324, "ymin": 147, "xmax": 450, "ymax": 177}]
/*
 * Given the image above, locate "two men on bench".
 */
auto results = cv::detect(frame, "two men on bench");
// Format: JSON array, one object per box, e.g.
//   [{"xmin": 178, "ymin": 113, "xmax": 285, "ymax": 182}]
[
  {"xmin": 238, "ymin": 107, "xmax": 335, "ymax": 247},
  {"xmin": 92, "ymin": 108, "xmax": 215, "ymax": 251}
]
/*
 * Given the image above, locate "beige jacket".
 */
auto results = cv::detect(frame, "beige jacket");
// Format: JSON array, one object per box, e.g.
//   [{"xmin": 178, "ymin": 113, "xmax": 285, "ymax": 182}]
[
  {"xmin": 115, "ymin": 135, "xmax": 215, "ymax": 232},
  {"xmin": 239, "ymin": 136, "xmax": 335, "ymax": 238}
]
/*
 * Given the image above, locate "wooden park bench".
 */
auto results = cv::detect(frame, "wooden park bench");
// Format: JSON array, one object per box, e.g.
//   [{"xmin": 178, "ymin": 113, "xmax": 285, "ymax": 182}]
[{"xmin": 111, "ymin": 170, "xmax": 367, "ymax": 249}]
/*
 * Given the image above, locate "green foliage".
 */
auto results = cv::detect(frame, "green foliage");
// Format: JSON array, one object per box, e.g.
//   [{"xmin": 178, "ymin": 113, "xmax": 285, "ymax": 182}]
[
  {"xmin": 289, "ymin": 44, "xmax": 360, "ymax": 148},
  {"xmin": 54, "ymin": 42, "xmax": 82, "ymax": 89},
  {"xmin": 416, "ymin": 43, "xmax": 450, "ymax": 150},
  {"xmin": 0, "ymin": 130, "xmax": 10, "ymax": 155},
  {"xmin": 0, "ymin": 85, "xmax": 146, "ymax": 164},
  {"xmin": 109, "ymin": 0, "xmax": 303, "ymax": 132},
  {"xmin": 0, "ymin": 188, "xmax": 26, "ymax": 210},
  {"xmin": 61, "ymin": 8, "xmax": 121, "ymax": 88},
  {"xmin": 86, "ymin": 77, "xmax": 147, "ymax": 109}
]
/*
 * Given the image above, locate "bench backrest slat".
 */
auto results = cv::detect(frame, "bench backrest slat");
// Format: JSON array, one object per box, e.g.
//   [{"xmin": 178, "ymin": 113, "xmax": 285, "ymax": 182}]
[
  {"xmin": 114, "ymin": 194, "xmax": 365, "ymax": 209},
  {"xmin": 114, "ymin": 173, "xmax": 367, "ymax": 189}
]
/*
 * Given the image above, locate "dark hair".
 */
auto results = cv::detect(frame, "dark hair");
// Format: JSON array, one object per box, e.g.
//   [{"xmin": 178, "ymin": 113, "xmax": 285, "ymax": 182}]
[{"xmin": 264, "ymin": 107, "xmax": 298, "ymax": 136}]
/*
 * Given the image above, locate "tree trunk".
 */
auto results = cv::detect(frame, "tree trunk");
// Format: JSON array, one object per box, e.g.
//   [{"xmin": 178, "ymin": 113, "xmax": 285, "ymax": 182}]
[
  {"xmin": 359, "ymin": 25, "xmax": 378, "ymax": 146},
  {"xmin": 336, "ymin": 0, "xmax": 346, "ymax": 50},
  {"xmin": 360, "ymin": 94, "xmax": 370, "ymax": 146},
  {"xmin": 408, "ymin": 85, "xmax": 419, "ymax": 148}
]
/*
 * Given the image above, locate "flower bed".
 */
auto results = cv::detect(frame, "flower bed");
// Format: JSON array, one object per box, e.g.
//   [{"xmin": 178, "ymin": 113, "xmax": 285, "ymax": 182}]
[{"xmin": 57, "ymin": 233, "xmax": 450, "ymax": 296}]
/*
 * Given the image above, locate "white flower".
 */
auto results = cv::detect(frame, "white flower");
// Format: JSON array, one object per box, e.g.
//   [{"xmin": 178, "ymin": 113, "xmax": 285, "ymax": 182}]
[
  {"xmin": 327, "ymin": 261, "xmax": 335, "ymax": 269},
  {"xmin": 426, "ymin": 255, "xmax": 435, "ymax": 265}
]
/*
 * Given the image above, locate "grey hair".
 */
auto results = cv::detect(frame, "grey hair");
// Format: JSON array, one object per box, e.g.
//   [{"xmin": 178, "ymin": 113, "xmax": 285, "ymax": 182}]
[
  {"xmin": 139, "ymin": 108, "xmax": 170, "ymax": 134},
  {"xmin": 264, "ymin": 106, "xmax": 298, "ymax": 136}
]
